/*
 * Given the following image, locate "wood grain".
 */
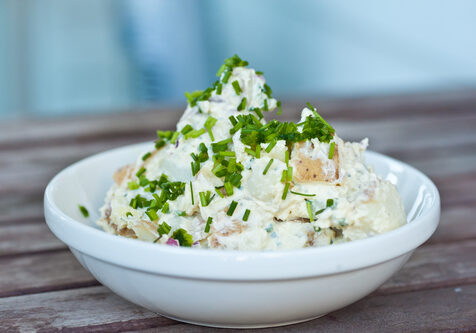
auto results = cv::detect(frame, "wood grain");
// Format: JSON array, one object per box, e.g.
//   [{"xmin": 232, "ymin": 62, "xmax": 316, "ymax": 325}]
[
  {"xmin": 0, "ymin": 284, "xmax": 474, "ymax": 332},
  {"xmin": 0, "ymin": 223, "xmax": 65, "ymax": 256},
  {"xmin": 0, "ymin": 91, "xmax": 475, "ymax": 332},
  {"xmin": 1, "ymin": 235, "xmax": 475, "ymax": 301},
  {"xmin": 0, "ymin": 250, "xmax": 96, "ymax": 298}
]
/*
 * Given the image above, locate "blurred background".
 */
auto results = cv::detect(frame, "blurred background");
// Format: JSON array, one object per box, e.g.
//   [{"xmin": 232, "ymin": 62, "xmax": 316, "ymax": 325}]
[{"xmin": 1, "ymin": 0, "xmax": 476, "ymax": 119}]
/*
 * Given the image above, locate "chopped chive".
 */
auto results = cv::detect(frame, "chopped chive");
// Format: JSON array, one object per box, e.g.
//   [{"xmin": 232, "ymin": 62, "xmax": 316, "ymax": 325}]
[
  {"xmin": 263, "ymin": 159, "xmax": 274, "ymax": 175},
  {"xmin": 306, "ymin": 200, "xmax": 314, "ymax": 222},
  {"xmin": 161, "ymin": 202, "xmax": 169, "ymax": 214},
  {"xmin": 244, "ymin": 148, "xmax": 257, "ymax": 157},
  {"xmin": 237, "ymin": 97, "xmax": 247, "ymax": 111},
  {"xmin": 204, "ymin": 116, "xmax": 217, "ymax": 141},
  {"xmin": 276, "ymin": 100, "xmax": 283, "ymax": 115},
  {"xmin": 207, "ymin": 128, "xmax": 215, "ymax": 141},
  {"xmin": 136, "ymin": 167, "xmax": 146, "ymax": 178},
  {"xmin": 78, "ymin": 205, "xmax": 89, "ymax": 218},
  {"xmin": 199, "ymin": 192, "xmax": 207, "ymax": 207},
  {"xmin": 263, "ymin": 99, "xmax": 269, "ymax": 111},
  {"xmin": 254, "ymin": 108, "xmax": 264, "ymax": 119},
  {"xmin": 216, "ymin": 83, "xmax": 222, "ymax": 95},
  {"xmin": 265, "ymin": 140, "xmax": 277, "ymax": 153},
  {"xmin": 155, "ymin": 139, "xmax": 166, "ymax": 149},
  {"xmin": 170, "ymin": 131, "xmax": 179, "ymax": 144},
  {"xmin": 218, "ymin": 151, "xmax": 236, "ymax": 157},
  {"xmin": 263, "ymin": 83, "xmax": 272, "ymax": 97},
  {"xmin": 145, "ymin": 209, "xmax": 158, "ymax": 221},
  {"xmin": 316, "ymin": 198, "xmax": 335, "ymax": 215},
  {"xmin": 227, "ymin": 201, "xmax": 238, "ymax": 216},
  {"xmin": 216, "ymin": 64, "xmax": 227, "ymax": 77},
  {"xmin": 290, "ymin": 191, "xmax": 316, "ymax": 197},
  {"xmin": 181, "ymin": 124, "xmax": 194, "ymax": 135},
  {"xmin": 204, "ymin": 116, "xmax": 217, "ymax": 130},
  {"xmin": 157, "ymin": 221, "xmax": 171, "ymax": 236},
  {"xmin": 176, "ymin": 211, "xmax": 187, "ymax": 216},
  {"xmin": 142, "ymin": 152, "xmax": 152, "ymax": 161},
  {"xmin": 285, "ymin": 150, "xmax": 289, "ymax": 166},
  {"xmin": 190, "ymin": 181, "xmax": 194, "ymax": 205},
  {"xmin": 126, "ymin": 212, "xmax": 133, "ymax": 217},
  {"xmin": 242, "ymin": 209, "xmax": 251, "ymax": 221},
  {"xmin": 255, "ymin": 70, "xmax": 263, "ymax": 75},
  {"xmin": 232, "ymin": 80, "xmax": 242, "ymax": 95},
  {"xmin": 128, "ymin": 181, "xmax": 140, "ymax": 190},
  {"xmin": 287, "ymin": 167, "xmax": 293, "ymax": 182},
  {"xmin": 215, "ymin": 187, "xmax": 225, "ymax": 198},
  {"xmin": 328, "ymin": 142, "xmax": 335, "ymax": 159},
  {"xmin": 255, "ymin": 144, "xmax": 261, "ymax": 158},
  {"xmin": 205, "ymin": 217, "xmax": 213, "ymax": 233},
  {"xmin": 172, "ymin": 228, "xmax": 193, "ymax": 247},
  {"xmin": 224, "ymin": 182, "xmax": 234, "ymax": 196},
  {"xmin": 222, "ymin": 70, "xmax": 232, "ymax": 83},
  {"xmin": 185, "ymin": 128, "xmax": 206, "ymax": 139},
  {"xmin": 229, "ymin": 115, "xmax": 238, "ymax": 126},
  {"xmin": 139, "ymin": 175, "xmax": 149, "ymax": 187},
  {"xmin": 281, "ymin": 170, "xmax": 287, "ymax": 183},
  {"xmin": 191, "ymin": 161, "xmax": 200, "ymax": 176},
  {"xmin": 282, "ymin": 183, "xmax": 290, "ymax": 200}
]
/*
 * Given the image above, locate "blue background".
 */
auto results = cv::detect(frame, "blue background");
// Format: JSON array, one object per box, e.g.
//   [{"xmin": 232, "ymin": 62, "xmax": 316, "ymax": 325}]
[{"xmin": 1, "ymin": 0, "xmax": 475, "ymax": 118}]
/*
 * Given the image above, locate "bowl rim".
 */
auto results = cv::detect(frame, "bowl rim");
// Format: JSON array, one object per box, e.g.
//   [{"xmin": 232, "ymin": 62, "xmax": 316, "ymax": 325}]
[{"xmin": 44, "ymin": 142, "xmax": 440, "ymax": 280}]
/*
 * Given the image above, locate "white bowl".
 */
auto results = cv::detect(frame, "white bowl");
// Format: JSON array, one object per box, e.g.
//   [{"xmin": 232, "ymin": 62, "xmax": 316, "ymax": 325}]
[{"xmin": 44, "ymin": 142, "xmax": 440, "ymax": 328}]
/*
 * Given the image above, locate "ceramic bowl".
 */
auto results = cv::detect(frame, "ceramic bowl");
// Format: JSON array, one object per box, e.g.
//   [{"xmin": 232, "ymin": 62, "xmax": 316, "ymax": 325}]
[{"xmin": 44, "ymin": 142, "xmax": 440, "ymax": 328}]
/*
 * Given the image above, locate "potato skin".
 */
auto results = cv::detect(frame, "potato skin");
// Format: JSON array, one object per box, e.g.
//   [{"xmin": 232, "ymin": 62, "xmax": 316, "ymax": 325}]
[
  {"xmin": 113, "ymin": 164, "xmax": 133, "ymax": 185},
  {"xmin": 292, "ymin": 143, "xmax": 339, "ymax": 183}
]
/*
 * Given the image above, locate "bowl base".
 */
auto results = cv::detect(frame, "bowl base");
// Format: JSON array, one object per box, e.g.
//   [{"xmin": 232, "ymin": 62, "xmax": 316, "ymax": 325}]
[{"xmin": 160, "ymin": 313, "xmax": 327, "ymax": 329}]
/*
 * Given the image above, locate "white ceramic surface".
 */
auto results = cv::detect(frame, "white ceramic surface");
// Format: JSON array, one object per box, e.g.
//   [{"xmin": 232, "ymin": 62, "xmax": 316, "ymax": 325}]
[{"xmin": 44, "ymin": 142, "xmax": 440, "ymax": 328}]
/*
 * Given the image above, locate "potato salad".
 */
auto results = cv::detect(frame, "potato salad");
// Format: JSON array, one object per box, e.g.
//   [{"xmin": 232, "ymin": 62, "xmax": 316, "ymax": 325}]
[{"xmin": 98, "ymin": 55, "xmax": 406, "ymax": 250}]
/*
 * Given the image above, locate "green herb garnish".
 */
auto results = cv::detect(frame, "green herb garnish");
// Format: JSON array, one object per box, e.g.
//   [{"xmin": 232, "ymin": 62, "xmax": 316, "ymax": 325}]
[
  {"xmin": 78, "ymin": 205, "xmax": 89, "ymax": 218},
  {"xmin": 237, "ymin": 97, "xmax": 247, "ymax": 111},
  {"xmin": 205, "ymin": 217, "xmax": 213, "ymax": 233},
  {"xmin": 128, "ymin": 181, "xmax": 140, "ymax": 190},
  {"xmin": 243, "ymin": 209, "xmax": 250, "ymax": 221},
  {"xmin": 227, "ymin": 201, "xmax": 238, "ymax": 216},
  {"xmin": 263, "ymin": 159, "xmax": 274, "ymax": 175},
  {"xmin": 136, "ymin": 167, "xmax": 146, "ymax": 178},
  {"xmin": 142, "ymin": 152, "xmax": 152, "ymax": 161},
  {"xmin": 328, "ymin": 142, "xmax": 335, "ymax": 159},
  {"xmin": 172, "ymin": 228, "xmax": 193, "ymax": 247},
  {"xmin": 306, "ymin": 200, "xmax": 313, "ymax": 222},
  {"xmin": 282, "ymin": 183, "xmax": 290, "ymax": 200},
  {"xmin": 290, "ymin": 191, "xmax": 316, "ymax": 197},
  {"xmin": 232, "ymin": 80, "xmax": 242, "ymax": 95},
  {"xmin": 145, "ymin": 208, "xmax": 158, "ymax": 221},
  {"xmin": 157, "ymin": 222, "xmax": 171, "ymax": 236}
]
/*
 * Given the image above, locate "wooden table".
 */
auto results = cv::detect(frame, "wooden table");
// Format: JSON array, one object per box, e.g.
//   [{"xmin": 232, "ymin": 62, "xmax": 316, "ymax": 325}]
[{"xmin": 1, "ymin": 90, "xmax": 475, "ymax": 332}]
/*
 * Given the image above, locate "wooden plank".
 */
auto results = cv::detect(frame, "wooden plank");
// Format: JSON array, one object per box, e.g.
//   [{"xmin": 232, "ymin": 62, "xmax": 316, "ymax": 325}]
[
  {"xmin": 0, "ymin": 109, "xmax": 180, "ymax": 149},
  {"xmin": 0, "ymin": 223, "xmax": 65, "ymax": 256},
  {"xmin": 0, "ymin": 286, "xmax": 176, "ymax": 332},
  {"xmin": 0, "ymin": 192, "xmax": 43, "ymax": 225},
  {"xmin": 1, "ymin": 234, "xmax": 475, "ymax": 301},
  {"xmin": 437, "ymin": 171, "xmax": 476, "ymax": 207},
  {"xmin": 1, "ymin": 284, "xmax": 474, "ymax": 332},
  {"xmin": 379, "ymin": 239, "xmax": 476, "ymax": 294},
  {"xmin": 430, "ymin": 204, "xmax": 476, "ymax": 244},
  {"xmin": 0, "ymin": 251, "xmax": 97, "ymax": 298}
]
